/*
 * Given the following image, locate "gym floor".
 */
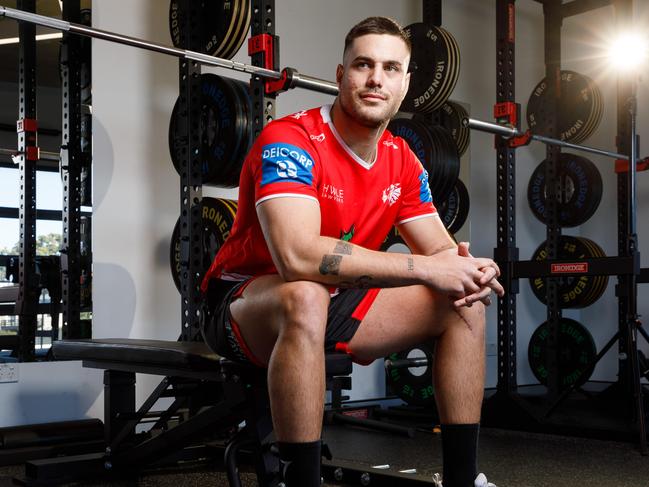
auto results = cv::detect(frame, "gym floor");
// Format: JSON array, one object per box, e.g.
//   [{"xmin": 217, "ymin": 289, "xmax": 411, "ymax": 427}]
[{"xmin": 1, "ymin": 424, "xmax": 648, "ymax": 486}]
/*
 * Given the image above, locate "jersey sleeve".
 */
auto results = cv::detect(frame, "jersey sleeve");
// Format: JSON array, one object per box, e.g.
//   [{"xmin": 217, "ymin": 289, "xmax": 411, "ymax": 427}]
[
  {"xmin": 251, "ymin": 120, "xmax": 320, "ymax": 206},
  {"xmin": 395, "ymin": 146, "xmax": 437, "ymax": 225}
]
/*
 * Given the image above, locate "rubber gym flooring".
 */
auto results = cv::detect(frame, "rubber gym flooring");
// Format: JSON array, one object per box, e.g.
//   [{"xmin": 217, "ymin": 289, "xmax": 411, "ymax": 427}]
[{"xmin": 1, "ymin": 423, "xmax": 649, "ymax": 486}]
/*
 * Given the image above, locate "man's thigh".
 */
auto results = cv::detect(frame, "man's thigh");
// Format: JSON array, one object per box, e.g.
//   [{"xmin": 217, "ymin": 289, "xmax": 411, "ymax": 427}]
[
  {"xmin": 228, "ymin": 275, "xmax": 331, "ymax": 364},
  {"xmin": 347, "ymin": 284, "xmax": 484, "ymax": 361}
]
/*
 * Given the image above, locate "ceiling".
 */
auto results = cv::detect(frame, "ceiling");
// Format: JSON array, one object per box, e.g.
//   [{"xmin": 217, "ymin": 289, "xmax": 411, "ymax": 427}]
[{"xmin": 0, "ymin": 0, "xmax": 90, "ymax": 87}]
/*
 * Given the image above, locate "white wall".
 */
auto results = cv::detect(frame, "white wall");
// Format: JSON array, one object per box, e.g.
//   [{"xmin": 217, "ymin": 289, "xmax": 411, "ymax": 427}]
[{"xmin": 3, "ymin": 0, "xmax": 649, "ymax": 427}]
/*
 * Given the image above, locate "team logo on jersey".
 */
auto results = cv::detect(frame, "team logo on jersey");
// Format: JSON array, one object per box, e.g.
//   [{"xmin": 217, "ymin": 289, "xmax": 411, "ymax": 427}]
[
  {"xmin": 383, "ymin": 139, "xmax": 399, "ymax": 149},
  {"xmin": 382, "ymin": 183, "xmax": 401, "ymax": 206},
  {"xmin": 291, "ymin": 110, "xmax": 308, "ymax": 119},
  {"xmin": 340, "ymin": 225, "xmax": 355, "ymax": 242},
  {"xmin": 310, "ymin": 133, "xmax": 326, "ymax": 142},
  {"xmin": 261, "ymin": 143, "xmax": 314, "ymax": 186},
  {"xmin": 418, "ymin": 169, "xmax": 433, "ymax": 203}
]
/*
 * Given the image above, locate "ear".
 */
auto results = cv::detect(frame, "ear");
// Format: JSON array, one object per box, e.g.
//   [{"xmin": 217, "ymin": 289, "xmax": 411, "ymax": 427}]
[{"xmin": 336, "ymin": 64, "xmax": 344, "ymax": 85}]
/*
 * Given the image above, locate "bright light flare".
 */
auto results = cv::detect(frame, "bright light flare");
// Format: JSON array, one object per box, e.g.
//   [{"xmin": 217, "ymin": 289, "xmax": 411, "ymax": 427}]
[{"xmin": 607, "ymin": 31, "xmax": 648, "ymax": 72}]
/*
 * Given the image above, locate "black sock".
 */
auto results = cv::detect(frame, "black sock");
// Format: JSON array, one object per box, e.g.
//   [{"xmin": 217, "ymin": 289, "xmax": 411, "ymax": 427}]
[
  {"xmin": 277, "ymin": 440, "xmax": 321, "ymax": 487},
  {"xmin": 441, "ymin": 423, "xmax": 479, "ymax": 487}
]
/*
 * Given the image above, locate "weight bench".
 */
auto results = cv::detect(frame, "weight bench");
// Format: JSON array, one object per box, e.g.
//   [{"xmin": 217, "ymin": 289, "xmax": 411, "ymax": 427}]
[{"xmin": 16, "ymin": 338, "xmax": 352, "ymax": 486}]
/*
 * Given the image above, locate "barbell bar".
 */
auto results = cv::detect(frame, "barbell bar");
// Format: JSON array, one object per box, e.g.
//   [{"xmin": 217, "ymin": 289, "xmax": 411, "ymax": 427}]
[
  {"xmin": 0, "ymin": 5, "xmax": 339, "ymax": 96},
  {"xmin": 0, "ymin": 147, "xmax": 60, "ymax": 162},
  {"xmin": 463, "ymin": 116, "xmax": 628, "ymax": 161}
]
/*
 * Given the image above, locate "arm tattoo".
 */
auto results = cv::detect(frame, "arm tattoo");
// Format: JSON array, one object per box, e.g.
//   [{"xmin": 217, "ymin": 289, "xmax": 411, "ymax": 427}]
[
  {"xmin": 407, "ymin": 257, "xmax": 414, "ymax": 272},
  {"xmin": 319, "ymin": 254, "xmax": 342, "ymax": 275},
  {"xmin": 333, "ymin": 241, "xmax": 353, "ymax": 255}
]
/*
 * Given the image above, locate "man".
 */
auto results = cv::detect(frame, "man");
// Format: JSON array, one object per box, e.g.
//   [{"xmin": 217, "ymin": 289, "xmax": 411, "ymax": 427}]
[{"xmin": 201, "ymin": 16, "xmax": 503, "ymax": 487}]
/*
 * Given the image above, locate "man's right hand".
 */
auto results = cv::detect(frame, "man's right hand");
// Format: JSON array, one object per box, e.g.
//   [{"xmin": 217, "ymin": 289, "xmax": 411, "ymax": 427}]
[{"xmin": 423, "ymin": 247, "xmax": 504, "ymax": 308}]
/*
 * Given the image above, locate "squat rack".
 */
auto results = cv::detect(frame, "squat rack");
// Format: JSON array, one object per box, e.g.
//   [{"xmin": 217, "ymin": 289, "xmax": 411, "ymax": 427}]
[{"xmin": 471, "ymin": 0, "xmax": 649, "ymax": 451}]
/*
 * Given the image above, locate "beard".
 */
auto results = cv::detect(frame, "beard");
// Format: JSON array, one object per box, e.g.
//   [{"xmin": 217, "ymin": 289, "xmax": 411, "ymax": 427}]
[{"xmin": 337, "ymin": 88, "xmax": 402, "ymax": 129}]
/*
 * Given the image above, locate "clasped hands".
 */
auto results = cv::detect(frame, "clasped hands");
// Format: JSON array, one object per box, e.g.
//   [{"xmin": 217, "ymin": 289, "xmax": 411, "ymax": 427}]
[{"xmin": 452, "ymin": 242, "xmax": 504, "ymax": 308}]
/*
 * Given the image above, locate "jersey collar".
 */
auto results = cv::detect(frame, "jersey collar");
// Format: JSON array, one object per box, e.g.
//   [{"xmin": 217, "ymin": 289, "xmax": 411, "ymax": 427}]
[{"xmin": 320, "ymin": 105, "xmax": 377, "ymax": 170}]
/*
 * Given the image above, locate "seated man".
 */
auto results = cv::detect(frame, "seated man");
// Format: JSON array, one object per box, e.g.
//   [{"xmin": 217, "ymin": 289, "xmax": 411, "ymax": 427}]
[{"xmin": 201, "ymin": 16, "xmax": 503, "ymax": 487}]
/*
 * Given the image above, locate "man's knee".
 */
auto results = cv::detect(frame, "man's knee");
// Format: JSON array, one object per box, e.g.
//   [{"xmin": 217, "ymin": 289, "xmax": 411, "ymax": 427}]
[{"xmin": 277, "ymin": 281, "xmax": 330, "ymax": 341}]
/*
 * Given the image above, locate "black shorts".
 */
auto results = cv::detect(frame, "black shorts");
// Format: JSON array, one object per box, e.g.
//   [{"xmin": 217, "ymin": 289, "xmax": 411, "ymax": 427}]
[{"xmin": 201, "ymin": 277, "xmax": 380, "ymax": 367}]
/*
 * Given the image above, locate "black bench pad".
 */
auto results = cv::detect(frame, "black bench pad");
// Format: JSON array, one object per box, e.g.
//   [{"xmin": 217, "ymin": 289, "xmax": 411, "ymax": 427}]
[{"xmin": 52, "ymin": 338, "xmax": 353, "ymax": 376}]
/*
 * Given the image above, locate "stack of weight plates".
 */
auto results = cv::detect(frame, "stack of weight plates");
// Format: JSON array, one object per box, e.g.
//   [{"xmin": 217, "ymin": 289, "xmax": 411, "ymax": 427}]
[
  {"xmin": 169, "ymin": 0, "xmax": 251, "ymax": 59},
  {"xmin": 530, "ymin": 236, "xmax": 608, "ymax": 308},
  {"xmin": 169, "ymin": 197, "xmax": 237, "ymax": 291},
  {"xmin": 400, "ymin": 23, "xmax": 460, "ymax": 114},
  {"xmin": 437, "ymin": 179, "xmax": 470, "ymax": 234},
  {"xmin": 168, "ymin": 73, "xmax": 253, "ymax": 187},
  {"xmin": 528, "ymin": 317, "xmax": 597, "ymax": 390},
  {"xmin": 388, "ymin": 118, "xmax": 460, "ymax": 205},
  {"xmin": 526, "ymin": 70, "xmax": 603, "ymax": 143},
  {"xmin": 437, "ymin": 101, "xmax": 470, "ymax": 156},
  {"xmin": 527, "ymin": 153, "xmax": 603, "ymax": 227}
]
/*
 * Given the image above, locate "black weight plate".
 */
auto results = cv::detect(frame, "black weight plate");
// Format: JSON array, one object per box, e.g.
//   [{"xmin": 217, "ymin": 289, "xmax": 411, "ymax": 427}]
[
  {"xmin": 221, "ymin": 0, "xmax": 251, "ymax": 60},
  {"xmin": 385, "ymin": 343, "xmax": 435, "ymax": 406},
  {"xmin": 427, "ymin": 124, "xmax": 460, "ymax": 205},
  {"xmin": 168, "ymin": 73, "xmax": 242, "ymax": 185},
  {"xmin": 428, "ymin": 27, "xmax": 460, "ymax": 113},
  {"xmin": 388, "ymin": 118, "xmax": 436, "ymax": 182},
  {"xmin": 439, "ymin": 101, "xmax": 469, "ymax": 156},
  {"xmin": 526, "ymin": 70, "xmax": 602, "ymax": 143},
  {"xmin": 527, "ymin": 153, "xmax": 603, "ymax": 227},
  {"xmin": 170, "ymin": 197, "xmax": 236, "ymax": 292},
  {"xmin": 528, "ymin": 318, "xmax": 597, "ymax": 390},
  {"xmin": 529, "ymin": 236, "xmax": 607, "ymax": 308},
  {"xmin": 577, "ymin": 237, "xmax": 608, "ymax": 307},
  {"xmin": 221, "ymin": 77, "xmax": 253, "ymax": 187},
  {"xmin": 400, "ymin": 23, "xmax": 455, "ymax": 114},
  {"xmin": 438, "ymin": 178, "xmax": 469, "ymax": 234},
  {"xmin": 169, "ymin": 0, "xmax": 242, "ymax": 58}
]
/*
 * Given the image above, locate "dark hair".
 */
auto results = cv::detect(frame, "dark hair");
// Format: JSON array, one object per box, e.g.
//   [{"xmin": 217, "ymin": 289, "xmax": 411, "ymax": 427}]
[{"xmin": 343, "ymin": 16, "xmax": 411, "ymax": 56}]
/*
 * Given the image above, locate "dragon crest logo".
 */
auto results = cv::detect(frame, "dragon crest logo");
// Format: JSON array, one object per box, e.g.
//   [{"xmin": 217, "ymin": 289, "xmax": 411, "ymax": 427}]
[{"xmin": 382, "ymin": 183, "xmax": 401, "ymax": 206}]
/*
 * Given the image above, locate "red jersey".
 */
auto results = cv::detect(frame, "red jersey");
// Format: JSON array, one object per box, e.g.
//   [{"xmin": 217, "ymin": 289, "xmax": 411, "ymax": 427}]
[{"xmin": 202, "ymin": 105, "xmax": 436, "ymax": 288}]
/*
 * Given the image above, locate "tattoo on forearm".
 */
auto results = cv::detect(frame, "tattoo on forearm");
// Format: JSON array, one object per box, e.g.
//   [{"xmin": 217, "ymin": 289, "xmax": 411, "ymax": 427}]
[
  {"xmin": 319, "ymin": 254, "xmax": 343, "ymax": 275},
  {"xmin": 334, "ymin": 241, "xmax": 353, "ymax": 255},
  {"xmin": 407, "ymin": 257, "xmax": 414, "ymax": 272}
]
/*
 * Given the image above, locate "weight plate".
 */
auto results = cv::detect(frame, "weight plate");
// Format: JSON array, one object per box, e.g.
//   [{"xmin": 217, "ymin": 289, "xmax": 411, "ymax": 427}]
[
  {"xmin": 385, "ymin": 343, "xmax": 435, "ymax": 406},
  {"xmin": 170, "ymin": 197, "xmax": 236, "ymax": 291},
  {"xmin": 400, "ymin": 23, "xmax": 459, "ymax": 113},
  {"xmin": 530, "ymin": 236, "xmax": 608, "ymax": 308},
  {"xmin": 437, "ymin": 178, "xmax": 469, "ymax": 234},
  {"xmin": 528, "ymin": 318, "xmax": 597, "ymax": 390},
  {"xmin": 526, "ymin": 70, "xmax": 603, "ymax": 143},
  {"xmin": 426, "ymin": 124, "xmax": 460, "ymax": 204},
  {"xmin": 221, "ymin": 0, "xmax": 251, "ymax": 60},
  {"xmin": 388, "ymin": 118, "xmax": 436, "ymax": 181},
  {"xmin": 438, "ymin": 101, "xmax": 469, "ymax": 156},
  {"xmin": 527, "ymin": 153, "xmax": 603, "ymax": 227},
  {"xmin": 168, "ymin": 73, "xmax": 244, "ymax": 186},
  {"xmin": 169, "ymin": 0, "xmax": 244, "ymax": 58}
]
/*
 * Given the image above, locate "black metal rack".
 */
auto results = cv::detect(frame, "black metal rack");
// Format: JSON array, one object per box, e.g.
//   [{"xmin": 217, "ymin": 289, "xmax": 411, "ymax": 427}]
[
  {"xmin": 486, "ymin": 0, "xmax": 649, "ymax": 451},
  {"xmin": 1, "ymin": 0, "xmax": 91, "ymax": 361},
  {"xmin": 14, "ymin": 0, "xmax": 38, "ymax": 362}
]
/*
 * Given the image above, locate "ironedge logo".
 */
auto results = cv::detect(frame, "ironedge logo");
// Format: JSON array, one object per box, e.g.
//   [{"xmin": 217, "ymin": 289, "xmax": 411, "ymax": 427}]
[{"xmin": 551, "ymin": 262, "xmax": 588, "ymax": 274}]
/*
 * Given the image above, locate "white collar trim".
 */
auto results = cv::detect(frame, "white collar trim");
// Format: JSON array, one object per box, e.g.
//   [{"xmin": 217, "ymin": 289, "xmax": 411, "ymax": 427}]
[{"xmin": 320, "ymin": 105, "xmax": 376, "ymax": 170}]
